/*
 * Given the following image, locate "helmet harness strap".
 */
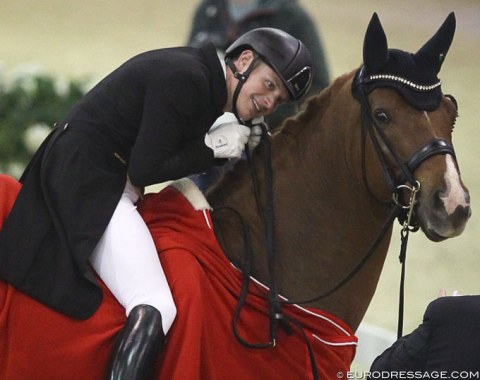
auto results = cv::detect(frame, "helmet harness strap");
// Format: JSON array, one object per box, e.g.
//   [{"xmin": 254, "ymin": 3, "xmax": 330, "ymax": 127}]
[{"xmin": 226, "ymin": 56, "xmax": 258, "ymax": 123}]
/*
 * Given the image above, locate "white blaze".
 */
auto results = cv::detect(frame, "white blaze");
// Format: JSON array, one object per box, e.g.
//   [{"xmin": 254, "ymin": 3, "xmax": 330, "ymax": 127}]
[{"xmin": 440, "ymin": 155, "xmax": 469, "ymax": 215}]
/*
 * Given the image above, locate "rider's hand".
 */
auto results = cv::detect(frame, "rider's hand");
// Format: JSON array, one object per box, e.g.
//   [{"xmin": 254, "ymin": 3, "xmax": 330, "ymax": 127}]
[
  {"xmin": 204, "ymin": 122, "xmax": 251, "ymax": 159},
  {"xmin": 247, "ymin": 116, "xmax": 265, "ymax": 153},
  {"xmin": 248, "ymin": 124, "xmax": 263, "ymax": 153}
]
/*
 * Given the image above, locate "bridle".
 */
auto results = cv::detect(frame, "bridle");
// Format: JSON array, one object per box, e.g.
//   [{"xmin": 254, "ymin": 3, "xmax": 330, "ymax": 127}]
[
  {"xmin": 353, "ymin": 65, "xmax": 457, "ymax": 339},
  {"xmin": 225, "ymin": 55, "xmax": 259, "ymax": 122},
  {"xmin": 353, "ymin": 67, "xmax": 457, "ymax": 206},
  {"xmin": 218, "ymin": 67, "xmax": 457, "ymax": 379}
]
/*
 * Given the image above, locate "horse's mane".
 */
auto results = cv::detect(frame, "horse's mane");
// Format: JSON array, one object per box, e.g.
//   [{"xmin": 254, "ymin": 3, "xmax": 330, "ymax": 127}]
[{"xmin": 274, "ymin": 70, "xmax": 357, "ymax": 137}]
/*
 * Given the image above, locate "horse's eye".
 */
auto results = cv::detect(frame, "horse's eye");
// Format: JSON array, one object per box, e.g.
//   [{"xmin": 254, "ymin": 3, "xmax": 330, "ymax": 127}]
[{"xmin": 374, "ymin": 111, "xmax": 390, "ymax": 124}]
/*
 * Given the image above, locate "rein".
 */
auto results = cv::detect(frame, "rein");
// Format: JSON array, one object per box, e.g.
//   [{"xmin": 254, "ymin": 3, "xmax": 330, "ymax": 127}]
[
  {"xmin": 228, "ymin": 122, "xmax": 404, "ymax": 380},
  {"xmin": 224, "ymin": 123, "xmax": 401, "ymax": 379}
]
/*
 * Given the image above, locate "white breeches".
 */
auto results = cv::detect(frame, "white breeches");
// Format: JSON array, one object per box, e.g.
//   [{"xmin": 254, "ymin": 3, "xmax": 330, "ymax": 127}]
[{"xmin": 89, "ymin": 180, "xmax": 176, "ymax": 334}]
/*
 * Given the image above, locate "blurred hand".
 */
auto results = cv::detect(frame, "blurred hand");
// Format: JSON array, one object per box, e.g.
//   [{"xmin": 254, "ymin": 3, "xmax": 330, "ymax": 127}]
[{"xmin": 248, "ymin": 124, "xmax": 263, "ymax": 153}]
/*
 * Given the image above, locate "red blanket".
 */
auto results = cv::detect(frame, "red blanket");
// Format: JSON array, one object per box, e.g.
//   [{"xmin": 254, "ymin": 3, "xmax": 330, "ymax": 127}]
[{"xmin": 0, "ymin": 175, "xmax": 357, "ymax": 379}]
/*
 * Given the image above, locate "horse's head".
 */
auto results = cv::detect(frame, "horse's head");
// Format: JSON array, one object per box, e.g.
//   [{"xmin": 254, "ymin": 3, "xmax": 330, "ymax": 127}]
[{"xmin": 352, "ymin": 12, "xmax": 471, "ymax": 242}]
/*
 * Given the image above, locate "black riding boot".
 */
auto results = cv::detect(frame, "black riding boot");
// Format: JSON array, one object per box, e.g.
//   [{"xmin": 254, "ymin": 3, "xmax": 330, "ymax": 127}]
[{"xmin": 107, "ymin": 304, "xmax": 165, "ymax": 380}]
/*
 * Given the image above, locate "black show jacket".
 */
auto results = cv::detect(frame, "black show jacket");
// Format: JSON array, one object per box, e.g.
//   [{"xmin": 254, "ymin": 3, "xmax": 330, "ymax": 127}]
[{"xmin": 0, "ymin": 43, "xmax": 227, "ymax": 319}]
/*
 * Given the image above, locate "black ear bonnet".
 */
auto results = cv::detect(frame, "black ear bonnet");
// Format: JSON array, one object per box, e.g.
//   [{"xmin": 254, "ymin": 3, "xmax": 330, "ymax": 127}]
[{"xmin": 352, "ymin": 12, "xmax": 456, "ymax": 111}]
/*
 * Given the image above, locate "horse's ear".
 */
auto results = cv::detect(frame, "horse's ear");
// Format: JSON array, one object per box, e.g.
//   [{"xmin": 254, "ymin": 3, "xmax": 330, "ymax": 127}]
[
  {"xmin": 415, "ymin": 12, "xmax": 456, "ymax": 74},
  {"xmin": 363, "ymin": 13, "xmax": 389, "ymax": 73}
]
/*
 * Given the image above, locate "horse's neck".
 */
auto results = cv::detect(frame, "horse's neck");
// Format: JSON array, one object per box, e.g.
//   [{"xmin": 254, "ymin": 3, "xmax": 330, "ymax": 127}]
[{"xmin": 208, "ymin": 73, "xmax": 393, "ymax": 331}]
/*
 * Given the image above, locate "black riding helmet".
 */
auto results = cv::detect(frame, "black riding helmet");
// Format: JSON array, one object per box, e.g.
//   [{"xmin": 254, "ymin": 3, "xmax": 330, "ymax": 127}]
[{"xmin": 225, "ymin": 27, "xmax": 313, "ymax": 121}]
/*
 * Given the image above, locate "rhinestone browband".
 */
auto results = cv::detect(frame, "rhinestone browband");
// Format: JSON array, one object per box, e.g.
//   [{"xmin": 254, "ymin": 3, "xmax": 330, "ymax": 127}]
[{"xmin": 368, "ymin": 74, "xmax": 442, "ymax": 91}]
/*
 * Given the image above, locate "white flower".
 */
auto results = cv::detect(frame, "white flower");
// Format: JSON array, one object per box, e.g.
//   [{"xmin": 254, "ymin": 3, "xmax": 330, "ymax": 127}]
[
  {"xmin": 23, "ymin": 122, "xmax": 53, "ymax": 154},
  {"xmin": 54, "ymin": 76, "xmax": 69, "ymax": 97},
  {"xmin": 7, "ymin": 63, "xmax": 46, "ymax": 93}
]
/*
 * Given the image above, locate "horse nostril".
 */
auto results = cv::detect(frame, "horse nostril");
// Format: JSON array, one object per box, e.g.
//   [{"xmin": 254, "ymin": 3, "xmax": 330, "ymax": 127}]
[
  {"xmin": 434, "ymin": 188, "xmax": 471, "ymax": 215},
  {"xmin": 450, "ymin": 204, "xmax": 471, "ymax": 229}
]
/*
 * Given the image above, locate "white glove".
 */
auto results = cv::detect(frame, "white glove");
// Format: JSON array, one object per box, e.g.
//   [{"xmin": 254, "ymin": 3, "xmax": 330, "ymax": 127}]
[{"xmin": 205, "ymin": 122, "xmax": 251, "ymax": 159}]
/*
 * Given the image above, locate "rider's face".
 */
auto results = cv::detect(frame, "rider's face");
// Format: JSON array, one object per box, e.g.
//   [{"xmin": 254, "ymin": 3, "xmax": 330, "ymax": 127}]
[{"xmin": 228, "ymin": 51, "xmax": 290, "ymax": 121}]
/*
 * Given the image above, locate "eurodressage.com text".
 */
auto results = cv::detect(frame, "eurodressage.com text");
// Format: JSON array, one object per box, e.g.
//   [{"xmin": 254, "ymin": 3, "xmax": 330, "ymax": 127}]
[{"xmin": 341, "ymin": 371, "xmax": 480, "ymax": 379}]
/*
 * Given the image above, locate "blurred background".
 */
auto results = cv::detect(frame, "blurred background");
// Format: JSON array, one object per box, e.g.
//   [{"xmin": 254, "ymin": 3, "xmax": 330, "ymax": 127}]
[{"xmin": 1, "ymin": 0, "xmax": 479, "ymax": 371}]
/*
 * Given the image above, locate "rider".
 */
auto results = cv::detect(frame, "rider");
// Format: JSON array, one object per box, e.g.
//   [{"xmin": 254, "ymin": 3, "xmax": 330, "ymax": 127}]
[
  {"xmin": 188, "ymin": 0, "xmax": 330, "ymax": 128},
  {"xmin": 187, "ymin": 0, "xmax": 328, "ymax": 192},
  {"xmin": 0, "ymin": 28, "xmax": 312, "ymax": 379}
]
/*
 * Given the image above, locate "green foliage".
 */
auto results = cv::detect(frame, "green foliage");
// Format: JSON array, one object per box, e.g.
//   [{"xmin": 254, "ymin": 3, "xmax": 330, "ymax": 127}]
[{"xmin": 0, "ymin": 69, "xmax": 89, "ymax": 177}]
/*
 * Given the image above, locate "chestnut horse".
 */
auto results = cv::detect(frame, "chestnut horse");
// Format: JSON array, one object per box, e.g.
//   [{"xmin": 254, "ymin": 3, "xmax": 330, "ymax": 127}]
[{"xmin": 0, "ymin": 12, "xmax": 471, "ymax": 380}]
